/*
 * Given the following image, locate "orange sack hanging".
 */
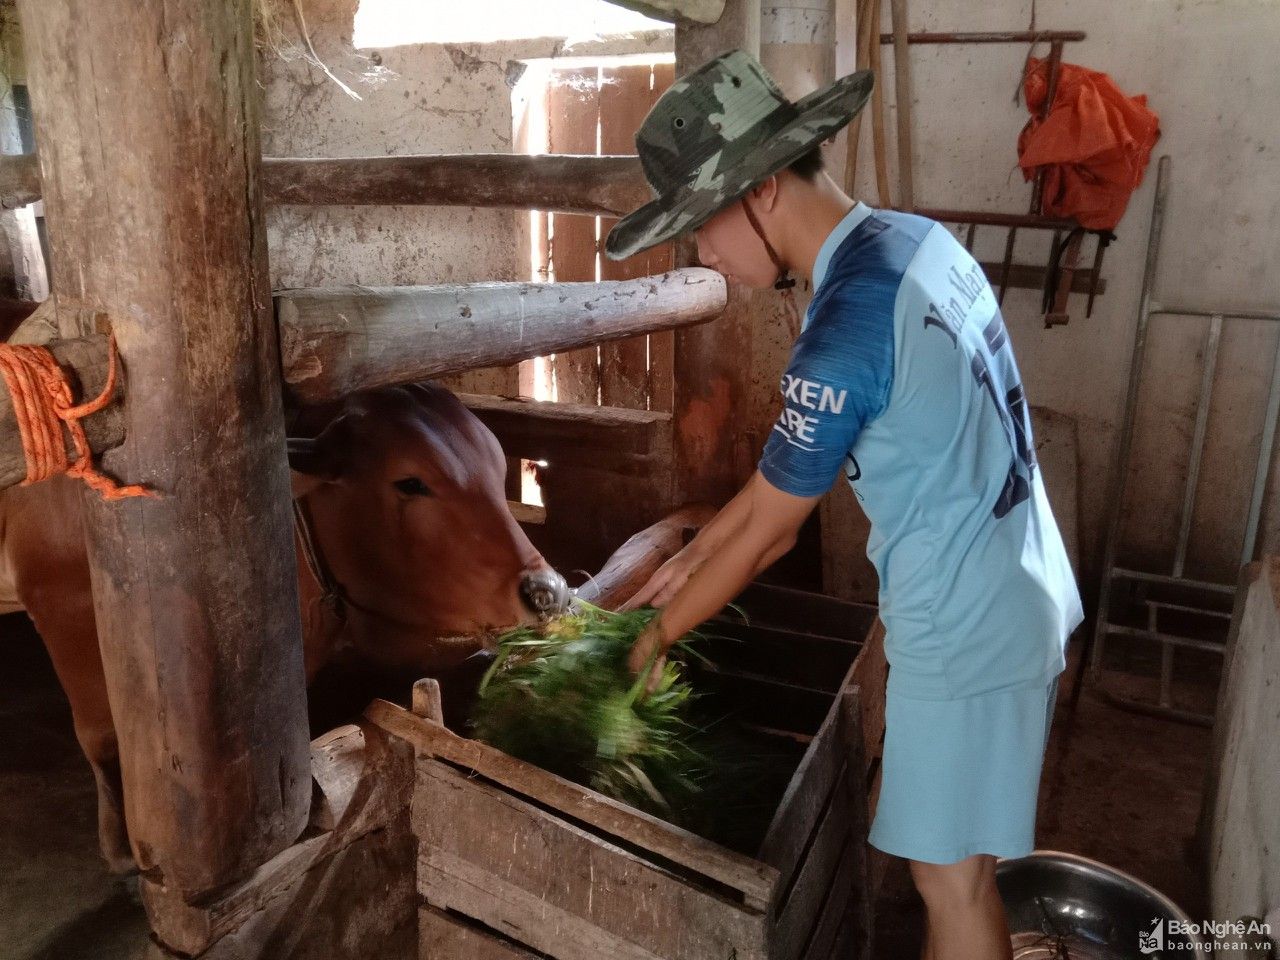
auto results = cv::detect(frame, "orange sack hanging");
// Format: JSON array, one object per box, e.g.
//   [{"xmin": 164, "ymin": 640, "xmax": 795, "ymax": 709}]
[{"xmin": 1018, "ymin": 58, "xmax": 1160, "ymax": 230}]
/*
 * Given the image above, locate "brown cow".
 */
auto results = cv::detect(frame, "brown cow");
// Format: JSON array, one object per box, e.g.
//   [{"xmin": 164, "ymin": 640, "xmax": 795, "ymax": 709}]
[{"xmin": 0, "ymin": 380, "xmax": 568, "ymax": 874}]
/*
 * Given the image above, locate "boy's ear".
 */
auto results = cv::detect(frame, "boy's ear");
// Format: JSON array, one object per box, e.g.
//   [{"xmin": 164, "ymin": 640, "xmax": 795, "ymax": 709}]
[{"xmin": 753, "ymin": 173, "xmax": 781, "ymax": 210}]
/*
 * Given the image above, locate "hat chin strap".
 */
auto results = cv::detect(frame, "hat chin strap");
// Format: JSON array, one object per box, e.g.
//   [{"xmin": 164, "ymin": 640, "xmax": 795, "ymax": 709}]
[{"xmin": 740, "ymin": 198, "xmax": 796, "ymax": 291}]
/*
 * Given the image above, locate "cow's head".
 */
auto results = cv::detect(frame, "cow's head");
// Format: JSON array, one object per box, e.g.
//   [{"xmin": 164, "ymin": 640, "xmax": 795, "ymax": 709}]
[{"xmin": 287, "ymin": 382, "xmax": 569, "ymax": 670}]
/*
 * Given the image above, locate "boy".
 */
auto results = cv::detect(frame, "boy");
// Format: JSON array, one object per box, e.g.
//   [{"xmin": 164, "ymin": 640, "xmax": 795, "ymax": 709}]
[{"xmin": 608, "ymin": 50, "xmax": 1082, "ymax": 960}]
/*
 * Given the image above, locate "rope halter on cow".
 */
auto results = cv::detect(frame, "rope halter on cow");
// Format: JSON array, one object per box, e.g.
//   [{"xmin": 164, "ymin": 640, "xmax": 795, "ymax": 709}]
[{"xmin": 0, "ymin": 336, "xmax": 154, "ymax": 500}]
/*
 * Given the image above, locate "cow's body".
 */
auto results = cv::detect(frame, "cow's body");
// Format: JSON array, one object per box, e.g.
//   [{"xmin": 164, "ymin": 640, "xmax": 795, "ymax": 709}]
[{"xmin": 1, "ymin": 381, "xmax": 567, "ymax": 873}]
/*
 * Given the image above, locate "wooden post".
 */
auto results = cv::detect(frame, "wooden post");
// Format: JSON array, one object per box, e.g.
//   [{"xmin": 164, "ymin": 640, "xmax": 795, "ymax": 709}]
[
  {"xmin": 673, "ymin": 0, "xmax": 765, "ymax": 507},
  {"xmin": 18, "ymin": 0, "xmax": 311, "ymax": 899}
]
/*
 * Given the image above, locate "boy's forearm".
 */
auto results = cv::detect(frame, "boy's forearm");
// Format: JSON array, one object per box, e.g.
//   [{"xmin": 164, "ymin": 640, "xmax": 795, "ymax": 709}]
[
  {"xmin": 684, "ymin": 473, "xmax": 757, "ymax": 561},
  {"xmin": 654, "ymin": 515, "xmax": 795, "ymax": 645}
]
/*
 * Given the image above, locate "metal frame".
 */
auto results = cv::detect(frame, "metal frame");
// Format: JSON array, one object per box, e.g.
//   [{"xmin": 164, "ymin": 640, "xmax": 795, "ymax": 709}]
[
  {"xmin": 1087, "ymin": 155, "xmax": 1280, "ymax": 724},
  {"xmin": 878, "ymin": 30, "xmax": 1111, "ymax": 323}
]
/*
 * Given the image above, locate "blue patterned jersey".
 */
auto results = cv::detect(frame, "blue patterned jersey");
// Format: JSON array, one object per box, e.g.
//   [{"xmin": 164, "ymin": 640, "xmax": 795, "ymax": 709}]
[{"xmin": 759, "ymin": 204, "xmax": 1082, "ymax": 700}]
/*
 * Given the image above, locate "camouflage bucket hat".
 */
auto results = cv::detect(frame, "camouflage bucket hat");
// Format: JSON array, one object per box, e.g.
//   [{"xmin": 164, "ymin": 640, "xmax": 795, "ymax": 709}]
[{"xmin": 605, "ymin": 50, "xmax": 873, "ymax": 262}]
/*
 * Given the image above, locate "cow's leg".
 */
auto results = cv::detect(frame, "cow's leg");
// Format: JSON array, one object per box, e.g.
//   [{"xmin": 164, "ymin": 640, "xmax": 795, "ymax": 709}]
[
  {"xmin": 23, "ymin": 582, "xmax": 136, "ymax": 874},
  {"xmin": 79, "ymin": 723, "xmax": 134, "ymax": 875},
  {"xmin": 6, "ymin": 480, "xmax": 137, "ymax": 874}
]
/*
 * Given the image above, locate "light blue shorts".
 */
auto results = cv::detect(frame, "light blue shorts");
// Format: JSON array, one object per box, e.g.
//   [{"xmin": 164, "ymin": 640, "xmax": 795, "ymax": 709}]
[{"xmin": 868, "ymin": 672, "xmax": 1060, "ymax": 865}]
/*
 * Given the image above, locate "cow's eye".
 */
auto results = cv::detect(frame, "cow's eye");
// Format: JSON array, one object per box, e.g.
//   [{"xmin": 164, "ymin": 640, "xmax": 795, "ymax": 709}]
[{"xmin": 393, "ymin": 476, "xmax": 433, "ymax": 497}]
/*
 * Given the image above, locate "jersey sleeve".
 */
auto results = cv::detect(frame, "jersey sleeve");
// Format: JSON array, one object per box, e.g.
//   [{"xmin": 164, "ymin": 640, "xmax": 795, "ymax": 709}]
[{"xmin": 757, "ymin": 281, "xmax": 895, "ymax": 497}]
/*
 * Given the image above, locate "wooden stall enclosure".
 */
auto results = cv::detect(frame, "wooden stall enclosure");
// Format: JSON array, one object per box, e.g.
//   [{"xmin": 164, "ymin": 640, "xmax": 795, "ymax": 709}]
[
  {"xmin": 368, "ymin": 509, "xmax": 889, "ymax": 960},
  {"xmin": 0, "ymin": 0, "xmax": 893, "ymax": 954}
]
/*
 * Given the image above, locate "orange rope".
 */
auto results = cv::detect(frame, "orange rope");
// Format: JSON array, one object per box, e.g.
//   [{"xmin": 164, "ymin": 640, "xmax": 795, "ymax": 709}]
[{"xmin": 0, "ymin": 336, "xmax": 154, "ymax": 500}]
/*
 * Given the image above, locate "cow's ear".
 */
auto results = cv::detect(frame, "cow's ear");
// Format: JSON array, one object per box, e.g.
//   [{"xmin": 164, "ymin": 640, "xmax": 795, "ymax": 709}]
[{"xmin": 287, "ymin": 436, "xmax": 341, "ymax": 498}]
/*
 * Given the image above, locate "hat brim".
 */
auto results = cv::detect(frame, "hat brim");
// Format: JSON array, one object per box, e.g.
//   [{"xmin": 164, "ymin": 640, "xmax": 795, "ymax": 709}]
[{"xmin": 605, "ymin": 70, "xmax": 874, "ymax": 262}]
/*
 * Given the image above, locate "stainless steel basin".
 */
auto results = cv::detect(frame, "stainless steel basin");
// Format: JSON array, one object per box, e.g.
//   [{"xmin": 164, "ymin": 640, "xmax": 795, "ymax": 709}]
[{"xmin": 996, "ymin": 850, "xmax": 1209, "ymax": 959}]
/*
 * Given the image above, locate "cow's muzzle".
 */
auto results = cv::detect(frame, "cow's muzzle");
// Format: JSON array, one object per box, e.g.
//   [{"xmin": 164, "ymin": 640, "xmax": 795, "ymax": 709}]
[{"xmin": 519, "ymin": 568, "xmax": 570, "ymax": 619}]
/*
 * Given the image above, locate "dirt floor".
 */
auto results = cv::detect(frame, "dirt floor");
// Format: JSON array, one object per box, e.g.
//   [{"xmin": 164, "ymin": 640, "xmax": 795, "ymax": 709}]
[
  {"xmin": 0, "ymin": 611, "xmax": 1213, "ymax": 959},
  {"xmin": 0, "ymin": 613, "xmax": 150, "ymax": 960}
]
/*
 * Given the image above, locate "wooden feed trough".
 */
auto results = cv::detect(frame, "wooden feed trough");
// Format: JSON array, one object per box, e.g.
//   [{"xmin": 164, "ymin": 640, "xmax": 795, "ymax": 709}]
[{"xmin": 369, "ymin": 514, "xmax": 888, "ymax": 960}]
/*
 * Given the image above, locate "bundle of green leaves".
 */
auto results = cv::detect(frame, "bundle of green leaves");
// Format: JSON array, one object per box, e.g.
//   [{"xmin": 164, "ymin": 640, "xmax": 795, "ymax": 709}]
[
  {"xmin": 471, "ymin": 600, "xmax": 709, "ymax": 822},
  {"xmin": 470, "ymin": 600, "xmax": 800, "ymax": 851}
]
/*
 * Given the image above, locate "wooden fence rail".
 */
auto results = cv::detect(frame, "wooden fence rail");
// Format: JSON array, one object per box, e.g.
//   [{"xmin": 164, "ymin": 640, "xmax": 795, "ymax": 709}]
[
  {"xmin": 277, "ymin": 269, "xmax": 725, "ymax": 404},
  {"xmin": 0, "ymin": 269, "xmax": 725, "ymax": 489},
  {"xmin": 0, "ymin": 152, "xmax": 651, "ymax": 217}
]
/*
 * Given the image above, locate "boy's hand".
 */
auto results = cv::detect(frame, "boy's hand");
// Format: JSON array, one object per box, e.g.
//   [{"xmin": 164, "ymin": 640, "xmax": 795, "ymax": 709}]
[
  {"xmin": 620, "ymin": 546, "xmax": 704, "ymax": 611},
  {"xmin": 627, "ymin": 619, "xmax": 669, "ymax": 698}
]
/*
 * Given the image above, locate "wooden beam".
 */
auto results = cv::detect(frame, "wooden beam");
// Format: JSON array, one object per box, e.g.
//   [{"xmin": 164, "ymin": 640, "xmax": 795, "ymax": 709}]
[
  {"xmin": 277, "ymin": 268, "xmax": 726, "ymax": 404},
  {"xmin": 457, "ymin": 393, "xmax": 671, "ymax": 475},
  {"xmin": 262, "ymin": 154, "xmax": 650, "ymax": 217},
  {"xmin": 0, "ymin": 152, "xmax": 652, "ymax": 217},
  {"xmin": 18, "ymin": 0, "xmax": 311, "ymax": 898}
]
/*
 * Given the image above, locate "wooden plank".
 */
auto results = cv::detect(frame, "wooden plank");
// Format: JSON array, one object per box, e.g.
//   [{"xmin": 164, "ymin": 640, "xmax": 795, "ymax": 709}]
[
  {"xmin": 800, "ymin": 840, "xmax": 859, "ymax": 960},
  {"xmin": 457, "ymin": 392, "xmax": 671, "ymax": 476},
  {"xmin": 366, "ymin": 700, "xmax": 778, "ymax": 909},
  {"xmin": 693, "ymin": 664, "xmax": 837, "ymax": 734},
  {"xmin": 768, "ymin": 689, "xmax": 871, "ymax": 960},
  {"xmin": 308, "ymin": 723, "xmax": 370, "ymax": 833},
  {"xmin": 276, "ymin": 269, "xmax": 726, "ymax": 405},
  {"xmin": 771, "ymin": 772, "xmax": 853, "ymax": 960},
  {"xmin": 419, "ymin": 904, "xmax": 543, "ymax": 960},
  {"xmin": 547, "ymin": 68, "xmax": 603, "ymax": 406},
  {"xmin": 535, "ymin": 66, "xmax": 678, "ymax": 559},
  {"xmin": 673, "ymin": 0, "xmax": 763, "ymax": 506},
  {"xmin": 415, "ymin": 758, "xmax": 770, "ymax": 960},
  {"xmin": 599, "ymin": 63, "xmax": 671, "ymax": 412},
  {"xmin": 1202, "ymin": 558, "xmax": 1280, "ymax": 917},
  {"xmin": 0, "ymin": 152, "xmax": 655, "ymax": 217},
  {"xmin": 702, "ymin": 619, "xmax": 863, "ymax": 692},
  {"xmin": 646, "ymin": 62, "xmax": 678, "ymax": 415},
  {"xmin": 18, "ymin": 0, "xmax": 312, "ymax": 897},
  {"xmin": 826, "ymin": 915, "xmax": 857, "ymax": 960},
  {"xmin": 508, "ymin": 499, "xmax": 547, "ymax": 525},
  {"xmin": 839, "ymin": 687, "xmax": 875, "ymax": 959},
  {"xmin": 756, "ymin": 678, "xmax": 853, "ymax": 886},
  {"xmin": 735, "ymin": 581, "xmax": 879, "ymax": 644},
  {"xmin": 756, "ymin": 646, "xmax": 876, "ymax": 870},
  {"xmin": 851, "ymin": 620, "xmax": 888, "ymax": 764}
]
